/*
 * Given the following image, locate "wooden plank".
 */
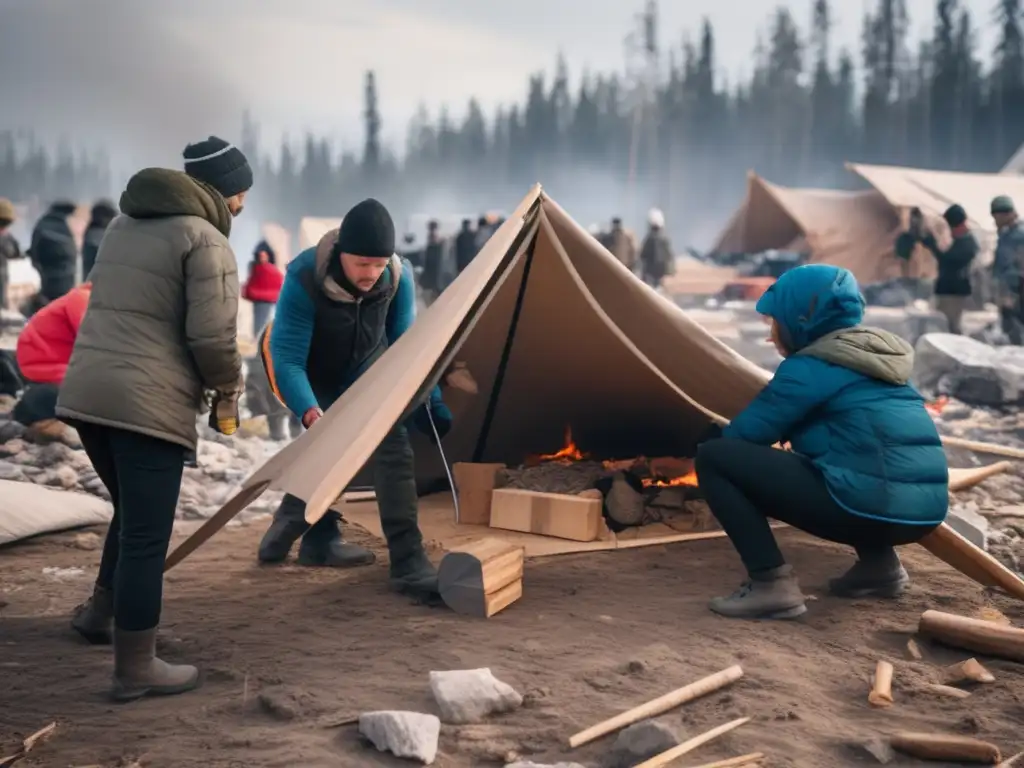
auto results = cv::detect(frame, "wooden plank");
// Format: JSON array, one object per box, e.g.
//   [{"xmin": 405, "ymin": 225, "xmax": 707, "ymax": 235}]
[
  {"xmin": 489, "ymin": 488, "xmax": 602, "ymax": 541},
  {"xmin": 452, "ymin": 462, "xmax": 506, "ymax": 525}
]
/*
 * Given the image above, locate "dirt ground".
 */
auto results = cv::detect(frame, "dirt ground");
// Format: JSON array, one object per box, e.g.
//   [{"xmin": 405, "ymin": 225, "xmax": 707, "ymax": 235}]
[{"xmin": 1, "ymin": 519, "xmax": 1023, "ymax": 768}]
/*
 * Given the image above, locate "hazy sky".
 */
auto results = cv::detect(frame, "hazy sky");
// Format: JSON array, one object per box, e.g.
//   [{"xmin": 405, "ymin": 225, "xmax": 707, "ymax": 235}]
[{"xmin": 0, "ymin": 0, "xmax": 1002, "ymax": 171}]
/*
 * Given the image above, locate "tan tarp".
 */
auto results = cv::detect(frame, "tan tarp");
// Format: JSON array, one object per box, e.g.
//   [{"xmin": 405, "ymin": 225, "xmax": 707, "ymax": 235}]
[
  {"xmin": 298, "ymin": 217, "xmax": 341, "ymax": 250},
  {"xmin": 0, "ymin": 481, "xmax": 111, "ymax": 546},
  {"xmin": 165, "ymin": 186, "xmax": 771, "ymax": 568},
  {"xmin": 711, "ymin": 172, "xmax": 925, "ymax": 285}
]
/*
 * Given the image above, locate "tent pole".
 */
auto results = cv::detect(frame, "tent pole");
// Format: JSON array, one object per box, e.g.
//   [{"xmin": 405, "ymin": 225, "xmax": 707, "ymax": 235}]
[{"xmin": 471, "ymin": 235, "xmax": 539, "ymax": 462}]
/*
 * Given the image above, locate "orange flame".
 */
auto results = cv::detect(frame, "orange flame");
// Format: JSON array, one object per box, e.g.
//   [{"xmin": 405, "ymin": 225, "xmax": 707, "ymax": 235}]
[
  {"xmin": 642, "ymin": 471, "xmax": 698, "ymax": 488},
  {"xmin": 925, "ymin": 396, "xmax": 948, "ymax": 415},
  {"xmin": 536, "ymin": 425, "xmax": 586, "ymax": 462}
]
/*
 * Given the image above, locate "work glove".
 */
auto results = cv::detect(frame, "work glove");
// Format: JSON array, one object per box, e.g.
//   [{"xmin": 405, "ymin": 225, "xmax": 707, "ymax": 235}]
[
  {"xmin": 206, "ymin": 388, "xmax": 241, "ymax": 436},
  {"xmin": 411, "ymin": 394, "xmax": 452, "ymax": 444}
]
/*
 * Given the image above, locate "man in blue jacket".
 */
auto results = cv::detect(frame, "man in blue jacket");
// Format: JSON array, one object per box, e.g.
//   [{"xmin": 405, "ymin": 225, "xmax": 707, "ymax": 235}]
[
  {"xmin": 257, "ymin": 198, "xmax": 452, "ymax": 596},
  {"xmin": 695, "ymin": 264, "xmax": 948, "ymax": 619}
]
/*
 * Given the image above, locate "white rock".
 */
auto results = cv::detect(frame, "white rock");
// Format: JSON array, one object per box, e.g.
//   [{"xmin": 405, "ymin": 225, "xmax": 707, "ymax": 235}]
[
  {"xmin": 947, "ymin": 504, "xmax": 990, "ymax": 549},
  {"xmin": 914, "ymin": 333, "xmax": 1024, "ymax": 407},
  {"xmin": 429, "ymin": 668, "xmax": 523, "ymax": 724},
  {"xmin": 359, "ymin": 711, "xmax": 440, "ymax": 764}
]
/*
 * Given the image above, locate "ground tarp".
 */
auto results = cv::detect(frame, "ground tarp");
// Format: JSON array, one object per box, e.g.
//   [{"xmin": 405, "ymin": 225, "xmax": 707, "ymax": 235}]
[
  {"xmin": 710, "ymin": 172, "xmax": 921, "ymax": 285},
  {"xmin": 165, "ymin": 186, "xmax": 771, "ymax": 568},
  {"xmin": 0, "ymin": 481, "xmax": 111, "ymax": 547}
]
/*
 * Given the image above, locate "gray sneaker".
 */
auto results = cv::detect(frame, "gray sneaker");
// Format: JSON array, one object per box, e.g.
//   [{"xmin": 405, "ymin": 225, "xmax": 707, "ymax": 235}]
[
  {"xmin": 709, "ymin": 565, "xmax": 807, "ymax": 620},
  {"xmin": 829, "ymin": 549, "xmax": 909, "ymax": 598}
]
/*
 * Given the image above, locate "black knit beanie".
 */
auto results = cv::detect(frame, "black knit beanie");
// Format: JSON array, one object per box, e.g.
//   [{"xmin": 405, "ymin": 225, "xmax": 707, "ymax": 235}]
[
  {"xmin": 943, "ymin": 204, "xmax": 967, "ymax": 228},
  {"xmin": 336, "ymin": 199, "xmax": 395, "ymax": 258},
  {"xmin": 183, "ymin": 136, "xmax": 253, "ymax": 198}
]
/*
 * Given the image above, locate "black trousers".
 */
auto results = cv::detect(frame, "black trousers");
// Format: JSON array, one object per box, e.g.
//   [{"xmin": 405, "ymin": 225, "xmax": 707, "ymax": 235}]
[
  {"xmin": 694, "ymin": 438, "xmax": 936, "ymax": 575},
  {"xmin": 77, "ymin": 424, "xmax": 185, "ymax": 631}
]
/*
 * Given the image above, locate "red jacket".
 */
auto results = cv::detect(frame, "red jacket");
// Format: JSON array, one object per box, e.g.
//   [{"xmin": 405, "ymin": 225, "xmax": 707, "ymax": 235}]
[
  {"xmin": 17, "ymin": 282, "xmax": 91, "ymax": 385},
  {"xmin": 242, "ymin": 261, "xmax": 283, "ymax": 304}
]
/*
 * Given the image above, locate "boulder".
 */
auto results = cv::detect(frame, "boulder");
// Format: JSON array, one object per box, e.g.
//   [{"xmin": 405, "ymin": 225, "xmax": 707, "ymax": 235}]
[
  {"xmin": 864, "ymin": 306, "xmax": 948, "ymax": 346},
  {"xmin": 606, "ymin": 720, "xmax": 680, "ymax": 768},
  {"xmin": 429, "ymin": 668, "xmax": 523, "ymax": 724},
  {"xmin": 358, "ymin": 711, "xmax": 440, "ymax": 764},
  {"xmin": 914, "ymin": 333, "xmax": 1024, "ymax": 407}
]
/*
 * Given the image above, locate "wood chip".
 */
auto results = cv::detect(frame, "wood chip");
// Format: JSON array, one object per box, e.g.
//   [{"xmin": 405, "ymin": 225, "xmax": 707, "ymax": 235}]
[{"xmin": 906, "ymin": 638, "xmax": 923, "ymax": 660}]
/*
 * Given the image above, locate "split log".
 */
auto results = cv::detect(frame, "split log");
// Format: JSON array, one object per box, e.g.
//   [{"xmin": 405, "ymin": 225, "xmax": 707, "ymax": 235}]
[
  {"xmin": 943, "ymin": 658, "xmax": 995, "ymax": 684},
  {"xmin": 452, "ymin": 462, "xmax": 506, "ymax": 525},
  {"xmin": 923, "ymin": 683, "xmax": 971, "ymax": 699},
  {"xmin": 490, "ymin": 488, "xmax": 602, "ymax": 541},
  {"xmin": 633, "ymin": 717, "xmax": 751, "ymax": 767},
  {"xmin": 437, "ymin": 538, "xmax": 524, "ymax": 618},
  {"xmin": 568, "ymin": 664, "xmax": 743, "ymax": 748},
  {"xmin": 868, "ymin": 661, "xmax": 894, "ymax": 707},
  {"xmin": 890, "ymin": 732, "xmax": 1001, "ymax": 764},
  {"xmin": 686, "ymin": 754, "xmax": 764, "ymax": 768},
  {"xmin": 918, "ymin": 610, "xmax": 1024, "ymax": 662}
]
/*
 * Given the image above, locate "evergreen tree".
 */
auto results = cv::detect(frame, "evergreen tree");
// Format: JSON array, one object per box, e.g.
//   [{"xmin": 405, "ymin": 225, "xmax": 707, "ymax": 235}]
[{"xmin": 363, "ymin": 70, "xmax": 382, "ymax": 173}]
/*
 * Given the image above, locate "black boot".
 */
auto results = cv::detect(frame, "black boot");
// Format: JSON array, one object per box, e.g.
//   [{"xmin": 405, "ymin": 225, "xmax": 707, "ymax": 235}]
[
  {"xmin": 296, "ymin": 511, "xmax": 376, "ymax": 568},
  {"xmin": 71, "ymin": 584, "xmax": 114, "ymax": 645},
  {"xmin": 829, "ymin": 547, "xmax": 910, "ymax": 598},
  {"xmin": 257, "ymin": 494, "xmax": 310, "ymax": 563},
  {"xmin": 375, "ymin": 425, "xmax": 439, "ymax": 596}
]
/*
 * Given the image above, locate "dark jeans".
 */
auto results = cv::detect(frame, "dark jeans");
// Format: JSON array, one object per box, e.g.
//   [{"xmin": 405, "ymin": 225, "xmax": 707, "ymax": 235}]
[
  {"xmin": 1000, "ymin": 306, "xmax": 1023, "ymax": 345},
  {"xmin": 695, "ymin": 438, "xmax": 936, "ymax": 575},
  {"xmin": 77, "ymin": 424, "xmax": 185, "ymax": 632}
]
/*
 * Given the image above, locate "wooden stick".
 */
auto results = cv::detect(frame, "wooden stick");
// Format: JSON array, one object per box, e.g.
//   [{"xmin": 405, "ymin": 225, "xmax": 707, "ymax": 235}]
[
  {"xmin": 949, "ymin": 462, "xmax": 1015, "ymax": 492},
  {"xmin": 633, "ymin": 718, "xmax": 751, "ymax": 768},
  {"xmin": 997, "ymin": 750, "xmax": 1024, "ymax": 767},
  {"xmin": 568, "ymin": 665, "xmax": 744, "ymax": 748},
  {"xmin": 869, "ymin": 661, "xmax": 894, "ymax": 707},
  {"xmin": 683, "ymin": 753, "xmax": 764, "ymax": 768},
  {"xmin": 923, "ymin": 683, "xmax": 971, "ymax": 699},
  {"xmin": 919, "ymin": 610, "xmax": 1024, "ymax": 662},
  {"xmin": 941, "ymin": 435, "xmax": 1024, "ymax": 460},
  {"xmin": 906, "ymin": 638, "xmax": 923, "ymax": 660},
  {"xmin": 943, "ymin": 658, "xmax": 995, "ymax": 684},
  {"xmin": 890, "ymin": 731, "xmax": 1001, "ymax": 763}
]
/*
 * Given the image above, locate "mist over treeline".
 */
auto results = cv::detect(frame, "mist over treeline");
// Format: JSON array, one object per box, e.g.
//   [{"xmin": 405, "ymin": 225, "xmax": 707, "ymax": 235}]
[{"xmin": 2, "ymin": 0, "xmax": 1024, "ymax": 250}]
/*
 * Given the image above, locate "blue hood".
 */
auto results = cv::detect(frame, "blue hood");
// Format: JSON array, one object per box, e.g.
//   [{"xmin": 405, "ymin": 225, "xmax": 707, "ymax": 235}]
[{"xmin": 755, "ymin": 264, "xmax": 865, "ymax": 351}]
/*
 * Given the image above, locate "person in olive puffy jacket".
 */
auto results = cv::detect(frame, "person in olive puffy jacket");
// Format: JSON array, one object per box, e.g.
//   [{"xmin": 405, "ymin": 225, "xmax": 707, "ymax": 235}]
[{"xmin": 696, "ymin": 264, "xmax": 948, "ymax": 621}]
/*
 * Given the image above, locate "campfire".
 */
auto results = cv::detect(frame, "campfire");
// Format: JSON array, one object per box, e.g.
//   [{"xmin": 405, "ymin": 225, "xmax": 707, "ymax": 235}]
[{"xmin": 498, "ymin": 426, "xmax": 712, "ymax": 533}]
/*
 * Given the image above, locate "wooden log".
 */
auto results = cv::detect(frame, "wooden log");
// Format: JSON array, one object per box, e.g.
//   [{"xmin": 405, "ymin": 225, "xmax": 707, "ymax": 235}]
[
  {"xmin": 568, "ymin": 665, "xmax": 743, "ymax": 748},
  {"xmin": 490, "ymin": 488, "xmax": 602, "ymax": 542},
  {"xmin": 942, "ymin": 435, "xmax": 1024, "ymax": 461},
  {"xmin": 890, "ymin": 732, "xmax": 1001, "ymax": 763},
  {"xmin": 918, "ymin": 524, "xmax": 1024, "ymax": 601},
  {"xmin": 686, "ymin": 753, "xmax": 764, "ymax": 768},
  {"xmin": 437, "ymin": 538, "xmax": 524, "ymax": 618},
  {"xmin": 868, "ymin": 661, "xmax": 894, "ymax": 707},
  {"xmin": 452, "ymin": 462, "xmax": 506, "ymax": 525},
  {"xmin": 943, "ymin": 658, "xmax": 995, "ymax": 684},
  {"xmin": 633, "ymin": 718, "xmax": 751, "ymax": 767},
  {"xmin": 919, "ymin": 610, "xmax": 1024, "ymax": 662},
  {"xmin": 949, "ymin": 462, "xmax": 1014, "ymax": 492},
  {"xmin": 923, "ymin": 683, "xmax": 971, "ymax": 699}
]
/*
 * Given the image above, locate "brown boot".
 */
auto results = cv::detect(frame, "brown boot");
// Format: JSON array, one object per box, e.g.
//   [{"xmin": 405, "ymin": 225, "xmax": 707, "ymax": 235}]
[
  {"xmin": 71, "ymin": 585, "xmax": 114, "ymax": 645},
  {"xmin": 111, "ymin": 628, "xmax": 201, "ymax": 702}
]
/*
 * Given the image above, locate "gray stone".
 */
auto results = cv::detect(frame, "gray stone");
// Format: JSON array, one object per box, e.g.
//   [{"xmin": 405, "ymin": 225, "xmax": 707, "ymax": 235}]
[
  {"xmin": 606, "ymin": 720, "xmax": 680, "ymax": 768},
  {"xmin": 359, "ymin": 711, "xmax": 440, "ymax": 764},
  {"xmin": 44, "ymin": 465, "xmax": 80, "ymax": 490},
  {"xmin": 429, "ymin": 668, "xmax": 523, "ymax": 724},
  {"xmin": 947, "ymin": 504, "xmax": 990, "ymax": 549},
  {"xmin": 0, "ymin": 459, "xmax": 25, "ymax": 482},
  {"xmin": 0, "ymin": 420, "xmax": 26, "ymax": 443},
  {"xmin": 914, "ymin": 333, "xmax": 1024, "ymax": 407}
]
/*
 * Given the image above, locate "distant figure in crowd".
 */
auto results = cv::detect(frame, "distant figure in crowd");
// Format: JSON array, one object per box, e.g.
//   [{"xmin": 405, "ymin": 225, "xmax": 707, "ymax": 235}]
[
  {"xmin": 257, "ymin": 198, "xmax": 451, "ymax": 596},
  {"xmin": 30, "ymin": 200, "xmax": 78, "ymax": 305},
  {"xmin": 639, "ymin": 208, "xmax": 675, "ymax": 288},
  {"xmin": 455, "ymin": 218, "xmax": 476, "ymax": 274},
  {"xmin": 696, "ymin": 264, "xmax": 947, "ymax": 620},
  {"xmin": 242, "ymin": 239, "xmax": 283, "ymax": 336},
  {"xmin": 473, "ymin": 214, "xmax": 492, "ymax": 255},
  {"xmin": 605, "ymin": 217, "xmax": 637, "ymax": 272},
  {"xmin": 919, "ymin": 204, "xmax": 977, "ymax": 335},
  {"xmin": 0, "ymin": 197, "xmax": 25, "ymax": 310},
  {"xmin": 13, "ymin": 282, "xmax": 91, "ymax": 430},
  {"xmin": 419, "ymin": 219, "xmax": 445, "ymax": 303},
  {"xmin": 57, "ymin": 135, "xmax": 252, "ymax": 702},
  {"xmin": 81, "ymin": 199, "xmax": 119, "ymax": 279},
  {"xmin": 991, "ymin": 195, "xmax": 1024, "ymax": 344}
]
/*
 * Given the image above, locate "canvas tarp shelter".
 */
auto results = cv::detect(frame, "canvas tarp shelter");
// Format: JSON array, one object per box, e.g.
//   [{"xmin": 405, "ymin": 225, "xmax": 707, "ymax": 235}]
[
  {"xmin": 165, "ymin": 185, "xmax": 773, "ymax": 568},
  {"xmin": 298, "ymin": 217, "xmax": 341, "ymax": 250},
  {"xmin": 711, "ymin": 172, "xmax": 923, "ymax": 285}
]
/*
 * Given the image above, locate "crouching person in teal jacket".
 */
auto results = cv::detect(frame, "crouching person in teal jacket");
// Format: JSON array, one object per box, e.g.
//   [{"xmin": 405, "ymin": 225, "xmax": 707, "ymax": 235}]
[
  {"xmin": 257, "ymin": 198, "xmax": 452, "ymax": 596},
  {"xmin": 695, "ymin": 264, "xmax": 948, "ymax": 620}
]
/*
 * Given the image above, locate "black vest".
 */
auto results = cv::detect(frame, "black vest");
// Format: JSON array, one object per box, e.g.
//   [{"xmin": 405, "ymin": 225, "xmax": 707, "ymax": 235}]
[{"xmin": 297, "ymin": 262, "xmax": 399, "ymax": 399}]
